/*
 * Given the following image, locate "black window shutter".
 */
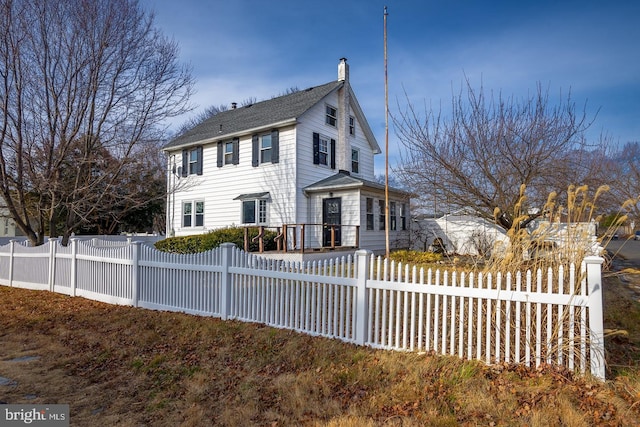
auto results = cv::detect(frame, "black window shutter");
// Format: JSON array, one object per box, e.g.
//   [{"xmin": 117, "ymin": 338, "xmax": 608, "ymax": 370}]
[
  {"xmin": 196, "ymin": 146, "xmax": 203, "ymax": 175},
  {"xmin": 181, "ymin": 149, "xmax": 188, "ymax": 177},
  {"xmin": 252, "ymin": 135, "xmax": 259, "ymax": 167},
  {"xmin": 217, "ymin": 142, "xmax": 223, "ymax": 167},
  {"xmin": 313, "ymin": 132, "xmax": 320, "ymax": 165},
  {"xmin": 330, "ymin": 139, "xmax": 336, "ymax": 169},
  {"xmin": 232, "ymin": 138, "xmax": 240, "ymax": 165},
  {"xmin": 271, "ymin": 130, "xmax": 279, "ymax": 163}
]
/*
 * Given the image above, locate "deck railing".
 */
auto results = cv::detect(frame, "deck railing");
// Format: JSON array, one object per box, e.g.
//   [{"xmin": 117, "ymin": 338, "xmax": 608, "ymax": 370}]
[{"xmin": 247, "ymin": 224, "xmax": 360, "ymax": 253}]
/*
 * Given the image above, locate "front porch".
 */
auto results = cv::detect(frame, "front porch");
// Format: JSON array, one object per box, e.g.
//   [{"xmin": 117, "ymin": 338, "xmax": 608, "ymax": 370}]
[{"xmin": 243, "ymin": 224, "xmax": 360, "ymax": 254}]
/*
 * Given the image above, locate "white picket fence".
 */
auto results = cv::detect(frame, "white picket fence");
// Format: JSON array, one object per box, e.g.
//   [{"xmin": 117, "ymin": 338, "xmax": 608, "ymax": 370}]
[{"xmin": 0, "ymin": 238, "xmax": 606, "ymax": 380}]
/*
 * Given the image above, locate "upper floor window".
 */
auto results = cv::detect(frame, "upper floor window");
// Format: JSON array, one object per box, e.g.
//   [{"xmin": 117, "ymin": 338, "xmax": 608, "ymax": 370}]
[
  {"xmin": 325, "ymin": 105, "xmax": 337, "ymax": 127},
  {"xmin": 189, "ymin": 150, "xmax": 199, "ymax": 174},
  {"xmin": 351, "ymin": 149, "xmax": 359, "ymax": 174},
  {"xmin": 349, "ymin": 116, "xmax": 355, "ymax": 136},
  {"xmin": 181, "ymin": 146, "xmax": 203, "ymax": 176},
  {"xmin": 217, "ymin": 138, "xmax": 239, "ymax": 167},
  {"xmin": 252, "ymin": 130, "xmax": 279, "ymax": 166},
  {"xmin": 313, "ymin": 132, "xmax": 335, "ymax": 169},
  {"xmin": 224, "ymin": 142, "xmax": 234, "ymax": 164},
  {"xmin": 260, "ymin": 133, "xmax": 272, "ymax": 163},
  {"xmin": 319, "ymin": 137, "xmax": 329, "ymax": 165}
]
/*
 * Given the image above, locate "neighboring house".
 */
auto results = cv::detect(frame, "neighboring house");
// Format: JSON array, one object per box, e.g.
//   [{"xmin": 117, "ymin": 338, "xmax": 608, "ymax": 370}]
[
  {"xmin": 414, "ymin": 210, "xmax": 508, "ymax": 256},
  {"xmin": 414, "ymin": 209, "xmax": 600, "ymax": 258},
  {"xmin": 163, "ymin": 59, "xmax": 410, "ymax": 254},
  {"xmin": 0, "ymin": 206, "xmax": 19, "ymax": 238},
  {"xmin": 526, "ymin": 218, "xmax": 601, "ymax": 256}
]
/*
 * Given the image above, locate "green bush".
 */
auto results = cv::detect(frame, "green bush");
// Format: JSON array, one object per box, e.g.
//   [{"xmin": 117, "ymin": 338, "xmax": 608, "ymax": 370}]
[
  {"xmin": 389, "ymin": 249, "xmax": 443, "ymax": 265},
  {"xmin": 155, "ymin": 227, "xmax": 279, "ymax": 254}
]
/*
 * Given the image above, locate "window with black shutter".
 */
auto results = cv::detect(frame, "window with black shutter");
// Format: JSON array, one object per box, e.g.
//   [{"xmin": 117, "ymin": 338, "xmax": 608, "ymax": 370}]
[
  {"xmin": 312, "ymin": 132, "xmax": 335, "ymax": 169},
  {"xmin": 252, "ymin": 130, "xmax": 279, "ymax": 166},
  {"xmin": 182, "ymin": 146, "xmax": 203, "ymax": 175}
]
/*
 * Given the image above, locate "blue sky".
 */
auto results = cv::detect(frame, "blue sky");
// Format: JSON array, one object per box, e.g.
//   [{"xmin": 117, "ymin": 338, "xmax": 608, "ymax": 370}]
[{"xmin": 150, "ymin": 0, "xmax": 640, "ymax": 172}]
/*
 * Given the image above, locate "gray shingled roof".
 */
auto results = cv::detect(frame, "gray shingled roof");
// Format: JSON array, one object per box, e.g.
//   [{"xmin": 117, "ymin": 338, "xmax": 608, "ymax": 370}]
[{"xmin": 164, "ymin": 81, "xmax": 343, "ymax": 150}]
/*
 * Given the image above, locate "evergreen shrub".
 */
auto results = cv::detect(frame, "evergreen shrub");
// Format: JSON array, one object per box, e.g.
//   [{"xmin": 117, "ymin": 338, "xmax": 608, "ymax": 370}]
[{"xmin": 155, "ymin": 227, "xmax": 278, "ymax": 254}]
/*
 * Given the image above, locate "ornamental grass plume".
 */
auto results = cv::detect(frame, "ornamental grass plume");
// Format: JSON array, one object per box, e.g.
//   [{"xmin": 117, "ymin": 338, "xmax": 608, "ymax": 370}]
[{"xmin": 487, "ymin": 184, "xmax": 630, "ymax": 274}]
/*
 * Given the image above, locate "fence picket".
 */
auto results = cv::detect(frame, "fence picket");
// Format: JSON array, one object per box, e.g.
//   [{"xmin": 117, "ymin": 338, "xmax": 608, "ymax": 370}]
[{"xmin": 0, "ymin": 240, "xmax": 606, "ymax": 380}]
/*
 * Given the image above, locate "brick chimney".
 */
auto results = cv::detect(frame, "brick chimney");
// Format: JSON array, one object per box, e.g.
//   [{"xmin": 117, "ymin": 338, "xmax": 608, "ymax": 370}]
[
  {"xmin": 338, "ymin": 57, "xmax": 349, "ymax": 82},
  {"xmin": 336, "ymin": 58, "xmax": 351, "ymax": 172}
]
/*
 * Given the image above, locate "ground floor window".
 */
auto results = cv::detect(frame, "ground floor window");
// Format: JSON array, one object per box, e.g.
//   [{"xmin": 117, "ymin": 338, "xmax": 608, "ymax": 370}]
[
  {"xmin": 242, "ymin": 199, "xmax": 267, "ymax": 224},
  {"xmin": 378, "ymin": 200, "xmax": 385, "ymax": 230},
  {"xmin": 365, "ymin": 198, "xmax": 407, "ymax": 233},
  {"xmin": 366, "ymin": 198, "xmax": 374, "ymax": 230},
  {"xmin": 182, "ymin": 201, "xmax": 204, "ymax": 227},
  {"xmin": 390, "ymin": 201, "xmax": 397, "ymax": 230}
]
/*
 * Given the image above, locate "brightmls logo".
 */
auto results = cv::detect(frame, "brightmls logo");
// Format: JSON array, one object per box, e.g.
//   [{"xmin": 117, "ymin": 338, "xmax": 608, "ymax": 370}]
[{"xmin": 1, "ymin": 405, "xmax": 69, "ymax": 426}]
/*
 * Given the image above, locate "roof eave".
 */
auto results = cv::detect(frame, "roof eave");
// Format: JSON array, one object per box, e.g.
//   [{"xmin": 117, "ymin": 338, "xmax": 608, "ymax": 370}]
[
  {"xmin": 163, "ymin": 118, "xmax": 298, "ymax": 152},
  {"xmin": 348, "ymin": 86, "xmax": 381, "ymax": 154},
  {"xmin": 303, "ymin": 182, "xmax": 364, "ymax": 196}
]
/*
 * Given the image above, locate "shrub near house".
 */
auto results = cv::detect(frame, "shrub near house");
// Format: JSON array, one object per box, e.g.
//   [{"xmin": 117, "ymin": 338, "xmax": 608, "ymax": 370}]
[{"xmin": 155, "ymin": 226, "xmax": 278, "ymax": 254}]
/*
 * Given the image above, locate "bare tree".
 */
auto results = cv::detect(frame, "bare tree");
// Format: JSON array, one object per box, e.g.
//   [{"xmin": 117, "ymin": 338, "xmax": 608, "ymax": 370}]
[
  {"xmin": 241, "ymin": 97, "xmax": 258, "ymax": 107},
  {"xmin": 0, "ymin": 0, "xmax": 193, "ymax": 245},
  {"xmin": 174, "ymin": 104, "xmax": 229, "ymax": 137},
  {"xmin": 607, "ymin": 141, "xmax": 640, "ymax": 225},
  {"xmin": 395, "ymin": 79, "xmax": 604, "ymax": 235},
  {"xmin": 76, "ymin": 142, "xmax": 168, "ymax": 235}
]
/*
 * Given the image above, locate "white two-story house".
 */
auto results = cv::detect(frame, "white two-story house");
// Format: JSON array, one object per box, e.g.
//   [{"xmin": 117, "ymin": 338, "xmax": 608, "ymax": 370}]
[{"xmin": 163, "ymin": 59, "xmax": 410, "ymax": 254}]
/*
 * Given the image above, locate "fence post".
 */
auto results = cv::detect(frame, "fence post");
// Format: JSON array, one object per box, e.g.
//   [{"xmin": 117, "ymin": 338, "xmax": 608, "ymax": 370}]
[
  {"xmin": 131, "ymin": 241, "xmax": 141, "ymax": 307},
  {"xmin": 584, "ymin": 255, "xmax": 605, "ymax": 381},
  {"xmin": 48, "ymin": 238, "xmax": 58, "ymax": 292},
  {"xmin": 8, "ymin": 239, "xmax": 15, "ymax": 287},
  {"xmin": 355, "ymin": 249, "xmax": 372, "ymax": 345},
  {"xmin": 70, "ymin": 238, "xmax": 78, "ymax": 297},
  {"xmin": 220, "ymin": 243, "xmax": 235, "ymax": 320}
]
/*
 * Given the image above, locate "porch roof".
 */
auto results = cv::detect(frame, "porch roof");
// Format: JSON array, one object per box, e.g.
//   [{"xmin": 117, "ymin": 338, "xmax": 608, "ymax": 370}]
[
  {"xmin": 303, "ymin": 170, "xmax": 412, "ymax": 197},
  {"xmin": 233, "ymin": 192, "xmax": 270, "ymax": 200}
]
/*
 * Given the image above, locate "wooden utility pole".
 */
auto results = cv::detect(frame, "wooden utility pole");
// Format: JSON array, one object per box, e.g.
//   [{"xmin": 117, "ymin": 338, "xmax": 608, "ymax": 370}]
[{"xmin": 384, "ymin": 6, "xmax": 390, "ymax": 258}]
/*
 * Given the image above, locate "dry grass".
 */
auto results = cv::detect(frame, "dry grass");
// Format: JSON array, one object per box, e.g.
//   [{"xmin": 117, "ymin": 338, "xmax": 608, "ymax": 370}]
[
  {"xmin": 487, "ymin": 184, "xmax": 622, "ymax": 274},
  {"xmin": 1, "ymin": 275, "xmax": 639, "ymax": 426}
]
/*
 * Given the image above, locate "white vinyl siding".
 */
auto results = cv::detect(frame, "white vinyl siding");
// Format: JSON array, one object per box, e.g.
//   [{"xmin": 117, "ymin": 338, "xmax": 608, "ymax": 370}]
[{"xmin": 169, "ymin": 126, "xmax": 297, "ymax": 235}]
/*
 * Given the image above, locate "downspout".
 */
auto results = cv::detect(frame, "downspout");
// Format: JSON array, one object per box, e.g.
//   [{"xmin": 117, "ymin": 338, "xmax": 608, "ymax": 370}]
[{"xmin": 167, "ymin": 154, "xmax": 175, "ymax": 237}]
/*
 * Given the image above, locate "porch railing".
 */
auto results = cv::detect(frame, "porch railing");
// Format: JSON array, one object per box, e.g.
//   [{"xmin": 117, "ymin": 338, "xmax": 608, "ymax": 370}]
[{"xmin": 245, "ymin": 224, "xmax": 360, "ymax": 253}]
